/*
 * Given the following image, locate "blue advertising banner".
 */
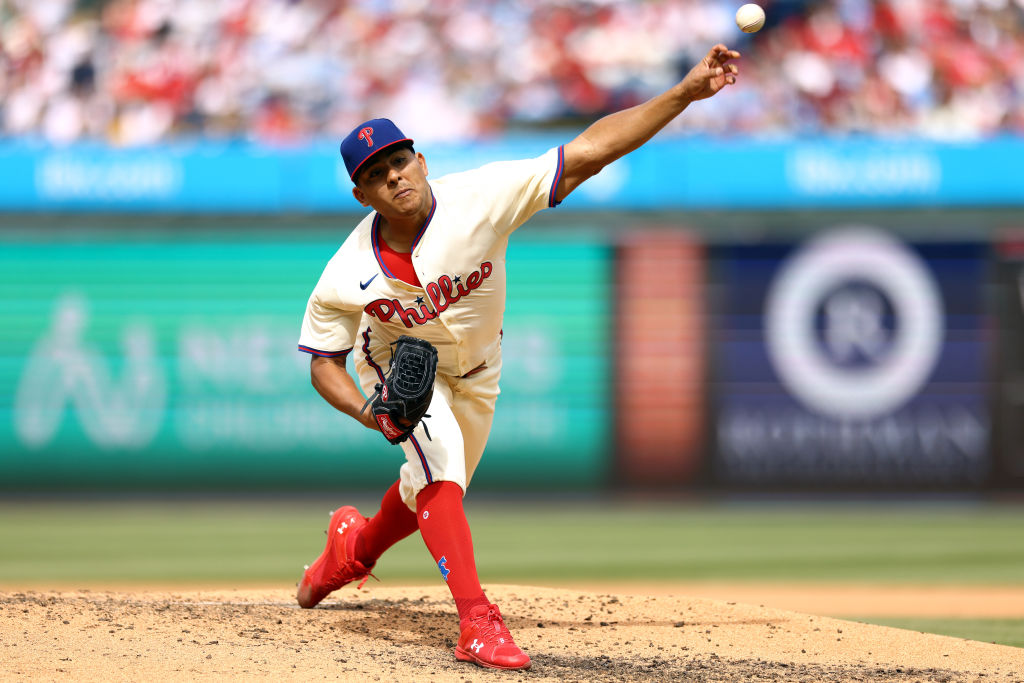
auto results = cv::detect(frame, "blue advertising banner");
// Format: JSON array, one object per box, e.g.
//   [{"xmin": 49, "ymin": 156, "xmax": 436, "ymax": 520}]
[
  {"xmin": 0, "ymin": 136, "xmax": 1021, "ymax": 212},
  {"xmin": 711, "ymin": 229, "xmax": 990, "ymax": 488},
  {"xmin": 992, "ymin": 239, "xmax": 1024, "ymax": 486}
]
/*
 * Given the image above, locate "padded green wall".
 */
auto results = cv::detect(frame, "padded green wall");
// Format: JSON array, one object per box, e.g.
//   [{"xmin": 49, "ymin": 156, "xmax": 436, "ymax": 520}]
[{"xmin": 0, "ymin": 227, "xmax": 611, "ymax": 491}]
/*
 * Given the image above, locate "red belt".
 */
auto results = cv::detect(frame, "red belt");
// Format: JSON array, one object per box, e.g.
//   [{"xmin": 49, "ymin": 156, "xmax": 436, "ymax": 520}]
[{"xmin": 461, "ymin": 363, "xmax": 487, "ymax": 378}]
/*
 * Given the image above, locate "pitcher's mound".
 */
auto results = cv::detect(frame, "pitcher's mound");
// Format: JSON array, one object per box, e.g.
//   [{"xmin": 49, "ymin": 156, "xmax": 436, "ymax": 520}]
[{"xmin": 2, "ymin": 585, "xmax": 1021, "ymax": 681}]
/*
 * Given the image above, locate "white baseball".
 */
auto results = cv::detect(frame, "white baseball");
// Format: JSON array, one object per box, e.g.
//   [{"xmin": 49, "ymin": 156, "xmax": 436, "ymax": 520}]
[{"xmin": 735, "ymin": 3, "xmax": 765, "ymax": 33}]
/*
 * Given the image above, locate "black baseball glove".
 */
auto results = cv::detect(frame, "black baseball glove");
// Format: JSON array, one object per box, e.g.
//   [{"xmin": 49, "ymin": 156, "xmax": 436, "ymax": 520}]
[{"xmin": 361, "ymin": 336, "xmax": 438, "ymax": 445}]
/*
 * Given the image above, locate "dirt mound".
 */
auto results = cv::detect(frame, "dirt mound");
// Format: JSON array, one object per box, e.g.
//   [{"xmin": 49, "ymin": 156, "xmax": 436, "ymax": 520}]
[{"xmin": 2, "ymin": 585, "xmax": 1021, "ymax": 681}]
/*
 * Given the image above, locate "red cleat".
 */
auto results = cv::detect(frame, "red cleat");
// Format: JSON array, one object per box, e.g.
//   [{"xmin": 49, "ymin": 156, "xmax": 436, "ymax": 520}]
[
  {"xmin": 455, "ymin": 603, "xmax": 531, "ymax": 670},
  {"xmin": 296, "ymin": 506, "xmax": 375, "ymax": 608}
]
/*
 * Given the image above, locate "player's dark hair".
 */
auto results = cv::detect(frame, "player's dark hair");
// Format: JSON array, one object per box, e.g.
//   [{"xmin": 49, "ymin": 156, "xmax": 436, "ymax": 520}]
[{"xmin": 353, "ymin": 142, "xmax": 416, "ymax": 186}]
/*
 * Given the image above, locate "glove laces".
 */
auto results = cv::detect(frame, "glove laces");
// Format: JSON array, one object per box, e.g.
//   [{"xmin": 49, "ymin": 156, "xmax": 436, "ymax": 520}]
[{"xmin": 361, "ymin": 382, "xmax": 432, "ymax": 441}]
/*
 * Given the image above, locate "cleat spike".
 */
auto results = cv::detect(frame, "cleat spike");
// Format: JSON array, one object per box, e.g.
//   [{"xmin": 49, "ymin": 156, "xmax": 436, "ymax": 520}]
[{"xmin": 304, "ymin": 565, "xmax": 310, "ymax": 570}]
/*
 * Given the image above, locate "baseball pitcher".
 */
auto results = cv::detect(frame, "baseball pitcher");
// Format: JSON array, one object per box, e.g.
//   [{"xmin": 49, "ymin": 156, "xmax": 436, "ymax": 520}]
[{"xmin": 295, "ymin": 44, "xmax": 741, "ymax": 670}]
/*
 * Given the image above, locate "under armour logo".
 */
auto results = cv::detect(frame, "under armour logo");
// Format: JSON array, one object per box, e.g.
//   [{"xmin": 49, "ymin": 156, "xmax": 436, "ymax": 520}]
[
  {"xmin": 358, "ymin": 127, "xmax": 374, "ymax": 147},
  {"xmin": 470, "ymin": 639, "xmax": 484, "ymax": 654},
  {"xmin": 438, "ymin": 555, "xmax": 451, "ymax": 581}
]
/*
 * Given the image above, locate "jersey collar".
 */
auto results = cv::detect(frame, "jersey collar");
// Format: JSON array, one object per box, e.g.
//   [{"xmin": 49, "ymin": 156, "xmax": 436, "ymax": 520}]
[{"xmin": 371, "ymin": 191, "xmax": 436, "ymax": 277}]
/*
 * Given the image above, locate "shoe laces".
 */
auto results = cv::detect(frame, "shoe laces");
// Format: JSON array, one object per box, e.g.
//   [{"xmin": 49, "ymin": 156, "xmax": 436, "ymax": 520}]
[
  {"xmin": 324, "ymin": 561, "xmax": 378, "ymax": 592},
  {"xmin": 474, "ymin": 605, "xmax": 513, "ymax": 643},
  {"xmin": 356, "ymin": 571, "xmax": 379, "ymax": 590}
]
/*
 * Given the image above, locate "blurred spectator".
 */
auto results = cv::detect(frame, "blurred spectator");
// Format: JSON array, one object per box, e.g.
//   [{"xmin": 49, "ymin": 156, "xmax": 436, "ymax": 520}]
[{"xmin": 1, "ymin": 0, "xmax": 1022, "ymax": 146}]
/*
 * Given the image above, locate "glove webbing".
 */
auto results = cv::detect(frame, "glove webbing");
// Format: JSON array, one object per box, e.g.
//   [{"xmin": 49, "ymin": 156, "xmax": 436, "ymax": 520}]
[{"xmin": 392, "ymin": 353, "xmax": 431, "ymax": 397}]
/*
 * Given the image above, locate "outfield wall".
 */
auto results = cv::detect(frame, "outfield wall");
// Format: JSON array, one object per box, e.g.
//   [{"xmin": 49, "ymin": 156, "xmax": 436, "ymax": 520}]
[
  {"xmin": 1, "ymin": 136, "xmax": 1021, "ymax": 212},
  {"xmin": 3, "ymin": 217, "xmax": 1022, "ymax": 493},
  {"xmin": 1, "ymin": 135, "xmax": 1022, "ymax": 492},
  {"xmin": 0, "ymin": 226, "xmax": 610, "ymax": 491}
]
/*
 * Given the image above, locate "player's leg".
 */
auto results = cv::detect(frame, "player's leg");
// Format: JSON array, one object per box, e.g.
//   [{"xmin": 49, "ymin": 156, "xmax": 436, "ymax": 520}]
[
  {"xmin": 415, "ymin": 480, "xmax": 488, "ymax": 618},
  {"xmin": 411, "ymin": 357, "xmax": 501, "ymax": 620},
  {"xmin": 393, "ymin": 363, "xmax": 487, "ymax": 618},
  {"xmin": 345, "ymin": 345, "xmax": 424, "ymax": 567},
  {"xmin": 353, "ymin": 479, "xmax": 419, "ymax": 565},
  {"xmin": 442, "ymin": 351, "xmax": 529, "ymax": 669},
  {"xmin": 290, "ymin": 362, "xmax": 481, "ymax": 613},
  {"xmin": 393, "ymin": 376, "xmax": 483, "ymax": 614},
  {"xmin": 415, "ymin": 479, "xmax": 527, "ymax": 670},
  {"xmin": 449, "ymin": 350, "xmax": 502, "ymax": 486},
  {"xmin": 397, "ymin": 349, "xmax": 528, "ymax": 669},
  {"xmin": 296, "ymin": 352, "xmax": 419, "ymax": 608}
]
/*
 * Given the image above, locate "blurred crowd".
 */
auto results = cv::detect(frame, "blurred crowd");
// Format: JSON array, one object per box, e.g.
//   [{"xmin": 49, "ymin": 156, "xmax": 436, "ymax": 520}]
[{"xmin": 1, "ymin": 0, "xmax": 1023, "ymax": 146}]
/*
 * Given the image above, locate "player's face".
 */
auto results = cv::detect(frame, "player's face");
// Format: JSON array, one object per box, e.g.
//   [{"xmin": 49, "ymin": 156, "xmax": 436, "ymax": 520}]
[{"xmin": 352, "ymin": 148, "xmax": 430, "ymax": 218}]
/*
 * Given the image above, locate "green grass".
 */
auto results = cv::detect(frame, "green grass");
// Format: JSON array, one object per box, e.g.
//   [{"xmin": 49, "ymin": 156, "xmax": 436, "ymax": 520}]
[
  {"xmin": 853, "ymin": 618, "xmax": 1024, "ymax": 649},
  {"xmin": 0, "ymin": 499, "xmax": 1021, "ymax": 586},
  {"xmin": 2, "ymin": 500, "xmax": 1021, "ymax": 647},
  {"xmin": 468, "ymin": 503, "xmax": 1024, "ymax": 584}
]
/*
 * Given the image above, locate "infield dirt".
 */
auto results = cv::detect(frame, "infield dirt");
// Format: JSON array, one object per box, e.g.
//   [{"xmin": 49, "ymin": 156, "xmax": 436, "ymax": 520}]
[{"xmin": 2, "ymin": 585, "xmax": 1021, "ymax": 681}]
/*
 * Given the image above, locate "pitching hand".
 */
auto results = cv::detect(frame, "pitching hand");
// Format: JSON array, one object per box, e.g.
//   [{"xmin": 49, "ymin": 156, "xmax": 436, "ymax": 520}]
[{"xmin": 680, "ymin": 44, "xmax": 740, "ymax": 102}]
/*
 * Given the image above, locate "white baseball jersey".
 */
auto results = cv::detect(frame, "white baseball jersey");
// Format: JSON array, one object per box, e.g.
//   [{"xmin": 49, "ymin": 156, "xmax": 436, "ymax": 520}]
[
  {"xmin": 298, "ymin": 145, "xmax": 564, "ymax": 508},
  {"xmin": 298, "ymin": 146, "xmax": 564, "ymax": 373}
]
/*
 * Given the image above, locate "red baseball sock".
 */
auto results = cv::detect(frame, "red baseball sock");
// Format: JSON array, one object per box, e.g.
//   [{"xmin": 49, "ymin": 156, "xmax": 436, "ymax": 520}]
[
  {"xmin": 355, "ymin": 479, "xmax": 419, "ymax": 565},
  {"xmin": 415, "ymin": 481, "xmax": 490, "ymax": 624}
]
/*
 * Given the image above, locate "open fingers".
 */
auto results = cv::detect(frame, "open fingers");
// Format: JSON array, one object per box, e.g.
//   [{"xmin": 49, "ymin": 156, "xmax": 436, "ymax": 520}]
[
  {"xmin": 708, "ymin": 44, "xmax": 741, "ymax": 63},
  {"xmin": 725, "ymin": 63, "xmax": 738, "ymax": 85},
  {"xmin": 711, "ymin": 62, "xmax": 740, "ymax": 82}
]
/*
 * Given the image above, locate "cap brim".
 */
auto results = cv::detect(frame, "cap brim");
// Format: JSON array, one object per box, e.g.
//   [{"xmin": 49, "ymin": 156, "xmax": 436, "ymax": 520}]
[{"xmin": 350, "ymin": 138, "xmax": 414, "ymax": 181}]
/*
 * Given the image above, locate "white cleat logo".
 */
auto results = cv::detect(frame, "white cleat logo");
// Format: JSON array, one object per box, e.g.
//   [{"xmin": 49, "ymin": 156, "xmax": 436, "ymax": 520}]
[
  {"xmin": 338, "ymin": 522, "xmax": 348, "ymax": 535},
  {"xmin": 470, "ymin": 639, "xmax": 484, "ymax": 654}
]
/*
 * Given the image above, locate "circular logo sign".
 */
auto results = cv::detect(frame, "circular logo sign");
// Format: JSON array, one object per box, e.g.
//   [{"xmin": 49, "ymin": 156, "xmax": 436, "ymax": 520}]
[{"xmin": 764, "ymin": 228, "xmax": 944, "ymax": 420}]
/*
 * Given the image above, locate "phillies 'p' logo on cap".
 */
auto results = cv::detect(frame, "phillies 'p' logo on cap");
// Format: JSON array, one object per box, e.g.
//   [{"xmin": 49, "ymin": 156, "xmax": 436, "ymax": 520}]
[{"xmin": 340, "ymin": 118, "xmax": 414, "ymax": 181}]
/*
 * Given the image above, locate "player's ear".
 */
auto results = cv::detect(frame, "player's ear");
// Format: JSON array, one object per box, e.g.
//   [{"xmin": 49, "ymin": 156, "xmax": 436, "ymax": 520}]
[
  {"xmin": 352, "ymin": 185, "xmax": 370, "ymax": 207},
  {"xmin": 416, "ymin": 152, "xmax": 428, "ymax": 177}
]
